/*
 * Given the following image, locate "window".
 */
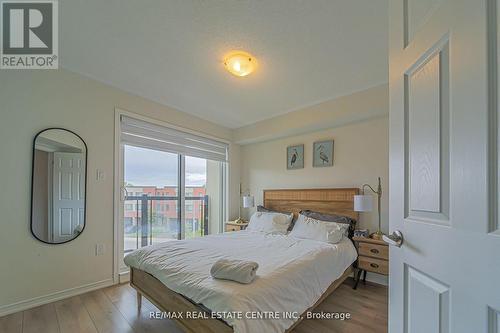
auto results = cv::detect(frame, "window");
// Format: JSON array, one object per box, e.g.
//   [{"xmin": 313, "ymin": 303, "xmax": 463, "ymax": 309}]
[{"xmin": 120, "ymin": 115, "xmax": 228, "ymax": 262}]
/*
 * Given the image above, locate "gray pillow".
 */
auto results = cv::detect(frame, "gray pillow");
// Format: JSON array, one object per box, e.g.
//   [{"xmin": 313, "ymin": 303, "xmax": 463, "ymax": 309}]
[{"xmin": 257, "ymin": 205, "xmax": 287, "ymax": 214}]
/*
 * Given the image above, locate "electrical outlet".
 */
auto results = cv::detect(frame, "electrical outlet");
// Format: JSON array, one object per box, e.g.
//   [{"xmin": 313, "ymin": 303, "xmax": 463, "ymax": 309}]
[
  {"xmin": 96, "ymin": 169, "xmax": 106, "ymax": 181},
  {"xmin": 95, "ymin": 244, "xmax": 105, "ymax": 256}
]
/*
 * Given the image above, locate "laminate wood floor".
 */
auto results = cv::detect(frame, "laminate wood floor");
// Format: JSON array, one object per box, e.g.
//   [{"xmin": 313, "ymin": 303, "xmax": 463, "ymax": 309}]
[{"xmin": 0, "ymin": 278, "xmax": 387, "ymax": 333}]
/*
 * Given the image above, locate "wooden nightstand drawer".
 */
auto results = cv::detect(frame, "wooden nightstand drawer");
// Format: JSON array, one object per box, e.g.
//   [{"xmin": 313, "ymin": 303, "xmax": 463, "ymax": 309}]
[
  {"xmin": 358, "ymin": 242, "xmax": 388, "ymax": 260},
  {"xmin": 358, "ymin": 256, "xmax": 388, "ymax": 275},
  {"xmin": 352, "ymin": 236, "xmax": 389, "ymax": 289}
]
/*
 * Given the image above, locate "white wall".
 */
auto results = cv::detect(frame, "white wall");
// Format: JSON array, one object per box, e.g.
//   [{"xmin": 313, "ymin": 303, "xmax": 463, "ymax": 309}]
[
  {"xmin": 238, "ymin": 85, "xmax": 389, "ymax": 284},
  {"xmin": 228, "ymin": 143, "xmax": 241, "ymax": 220},
  {"xmin": 0, "ymin": 69, "xmax": 388, "ymax": 313},
  {"xmin": 241, "ymin": 117, "xmax": 389, "ymax": 284},
  {"xmin": 240, "ymin": 116, "xmax": 389, "ymax": 233},
  {"xmin": 234, "ymin": 84, "xmax": 388, "ymax": 144},
  {"xmin": 0, "ymin": 69, "xmax": 236, "ymax": 314}
]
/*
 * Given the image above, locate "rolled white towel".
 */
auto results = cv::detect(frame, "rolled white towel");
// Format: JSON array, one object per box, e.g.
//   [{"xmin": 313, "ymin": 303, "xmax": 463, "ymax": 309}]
[{"xmin": 210, "ymin": 259, "xmax": 259, "ymax": 284}]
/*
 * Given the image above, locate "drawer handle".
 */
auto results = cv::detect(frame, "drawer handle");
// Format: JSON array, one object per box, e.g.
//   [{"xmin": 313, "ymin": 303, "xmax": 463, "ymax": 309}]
[
  {"xmin": 370, "ymin": 249, "xmax": 379, "ymax": 254},
  {"xmin": 370, "ymin": 263, "xmax": 379, "ymax": 268}
]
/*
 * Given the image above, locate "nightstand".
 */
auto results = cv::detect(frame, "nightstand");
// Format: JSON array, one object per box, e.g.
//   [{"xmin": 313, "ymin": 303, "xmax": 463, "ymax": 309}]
[
  {"xmin": 352, "ymin": 236, "xmax": 389, "ymax": 289},
  {"xmin": 225, "ymin": 221, "xmax": 249, "ymax": 232}
]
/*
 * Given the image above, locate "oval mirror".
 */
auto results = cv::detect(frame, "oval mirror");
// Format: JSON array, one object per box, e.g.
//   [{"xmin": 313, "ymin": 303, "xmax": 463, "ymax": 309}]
[{"xmin": 31, "ymin": 128, "xmax": 87, "ymax": 244}]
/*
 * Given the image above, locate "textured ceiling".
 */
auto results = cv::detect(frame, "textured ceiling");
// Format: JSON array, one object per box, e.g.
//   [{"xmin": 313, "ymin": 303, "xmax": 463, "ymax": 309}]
[{"xmin": 60, "ymin": 0, "xmax": 388, "ymax": 128}]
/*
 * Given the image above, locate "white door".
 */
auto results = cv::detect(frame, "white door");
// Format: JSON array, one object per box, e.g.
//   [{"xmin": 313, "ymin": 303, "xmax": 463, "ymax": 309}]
[
  {"xmin": 52, "ymin": 152, "xmax": 85, "ymax": 243},
  {"xmin": 389, "ymin": 0, "xmax": 500, "ymax": 332}
]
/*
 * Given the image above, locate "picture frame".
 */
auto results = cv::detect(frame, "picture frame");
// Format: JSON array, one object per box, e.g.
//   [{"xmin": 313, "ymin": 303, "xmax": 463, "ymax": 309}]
[
  {"xmin": 287, "ymin": 144, "xmax": 304, "ymax": 170},
  {"xmin": 313, "ymin": 140, "xmax": 334, "ymax": 167}
]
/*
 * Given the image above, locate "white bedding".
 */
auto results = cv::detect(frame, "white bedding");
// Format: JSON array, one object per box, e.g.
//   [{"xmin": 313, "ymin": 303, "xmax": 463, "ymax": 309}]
[{"xmin": 124, "ymin": 230, "xmax": 357, "ymax": 333}]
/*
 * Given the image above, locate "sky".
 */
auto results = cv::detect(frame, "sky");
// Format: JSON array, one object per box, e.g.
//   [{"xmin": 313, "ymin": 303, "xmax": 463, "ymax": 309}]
[{"xmin": 124, "ymin": 145, "xmax": 207, "ymax": 187}]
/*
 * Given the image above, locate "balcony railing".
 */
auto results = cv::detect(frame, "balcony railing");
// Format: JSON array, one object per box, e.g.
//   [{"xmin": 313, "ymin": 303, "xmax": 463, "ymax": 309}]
[{"xmin": 124, "ymin": 194, "xmax": 209, "ymax": 253}]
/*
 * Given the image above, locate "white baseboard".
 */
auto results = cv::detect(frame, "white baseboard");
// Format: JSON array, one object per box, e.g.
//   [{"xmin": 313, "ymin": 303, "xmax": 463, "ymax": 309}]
[
  {"xmin": 350, "ymin": 271, "xmax": 388, "ymax": 286},
  {"xmin": 0, "ymin": 278, "xmax": 114, "ymax": 317},
  {"xmin": 119, "ymin": 271, "xmax": 130, "ymax": 283},
  {"xmin": 365, "ymin": 272, "xmax": 388, "ymax": 286}
]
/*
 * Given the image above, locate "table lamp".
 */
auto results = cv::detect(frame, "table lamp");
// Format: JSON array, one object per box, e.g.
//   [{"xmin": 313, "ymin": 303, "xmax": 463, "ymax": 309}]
[
  {"xmin": 235, "ymin": 183, "xmax": 255, "ymax": 224},
  {"xmin": 238, "ymin": 195, "xmax": 254, "ymax": 224},
  {"xmin": 354, "ymin": 177, "xmax": 383, "ymax": 240}
]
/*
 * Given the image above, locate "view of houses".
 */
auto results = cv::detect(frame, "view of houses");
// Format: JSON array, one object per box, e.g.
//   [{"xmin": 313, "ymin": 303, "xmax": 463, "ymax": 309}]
[{"xmin": 123, "ymin": 185, "xmax": 207, "ymax": 253}]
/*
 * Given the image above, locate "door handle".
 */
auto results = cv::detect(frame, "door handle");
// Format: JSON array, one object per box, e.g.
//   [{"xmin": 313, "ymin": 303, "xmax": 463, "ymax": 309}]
[
  {"xmin": 383, "ymin": 230, "xmax": 403, "ymax": 247},
  {"xmin": 120, "ymin": 186, "xmax": 129, "ymax": 202}
]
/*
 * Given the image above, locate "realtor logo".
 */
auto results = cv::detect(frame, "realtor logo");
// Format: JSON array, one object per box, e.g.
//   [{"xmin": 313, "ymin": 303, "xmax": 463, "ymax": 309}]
[{"xmin": 1, "ymin": 0, "xmax": 58, "ymax": 69}]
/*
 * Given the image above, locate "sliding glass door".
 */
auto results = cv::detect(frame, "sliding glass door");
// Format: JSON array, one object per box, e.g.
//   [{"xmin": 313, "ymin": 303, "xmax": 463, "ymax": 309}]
[
  {"xmin": 123, "ymin": 145, "xmax": 180, "ymax": 254},
  {"xmin": 122, "ymin": 146, "xmax": 226, "ymax": 256},
  {"xmin": 181, "ymin": 157, "xmax": 226, "ymax": 239},
  {"xmin": 118, "ymin": 114, "xmax": 229, "ymax": 270},
  {"xmin": 184, "ymin": 156, "xmax": 207, "ymax": 239}
]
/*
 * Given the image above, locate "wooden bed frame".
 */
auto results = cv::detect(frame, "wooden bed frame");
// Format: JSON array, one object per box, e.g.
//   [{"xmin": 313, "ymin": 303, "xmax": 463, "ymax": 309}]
[{"xmin": 130, "ymin": 188, "xmax": 359, "ymax": 333}]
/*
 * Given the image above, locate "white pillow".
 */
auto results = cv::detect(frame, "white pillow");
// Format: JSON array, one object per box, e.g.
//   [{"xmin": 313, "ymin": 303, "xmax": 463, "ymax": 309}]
[
  {"xmin": 246, "ymin": 211, "xmax": 293, "ymax": 234},
  {"xmin": 288, "ymin": 214, "xmax": 349, "ymax": 244}
]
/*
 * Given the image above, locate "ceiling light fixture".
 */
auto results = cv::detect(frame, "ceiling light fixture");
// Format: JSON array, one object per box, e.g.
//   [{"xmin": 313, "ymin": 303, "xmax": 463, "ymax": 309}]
[{"xmin": 223, "ymin": 51, "xmax": 257, "ymax": 77}]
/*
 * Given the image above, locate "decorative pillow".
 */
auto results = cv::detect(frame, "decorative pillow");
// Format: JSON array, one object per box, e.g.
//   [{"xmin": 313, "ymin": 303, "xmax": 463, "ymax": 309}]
[
  {"xmin": 246, "ymin": 211, "xmax": 293, "ymax": 234},
  {"xmin": 288, "ymin": 214, "xmax": 350, "ymax": 244},
  {"xmin": 257, "ymin": 205, "xmax": 297, "ymax": 231},
  {"xmin": 299, "ymin": 210, "xmax": 355, "ymax": 236}
]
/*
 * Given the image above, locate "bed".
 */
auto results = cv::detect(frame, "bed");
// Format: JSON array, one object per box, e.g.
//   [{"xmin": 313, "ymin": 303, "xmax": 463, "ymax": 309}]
[{"xmin": 125, "ymin": 188, "xmax": 359, "ymax": 333}]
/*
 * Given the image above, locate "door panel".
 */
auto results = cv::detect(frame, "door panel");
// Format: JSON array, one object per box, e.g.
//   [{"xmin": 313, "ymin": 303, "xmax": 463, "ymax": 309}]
[
  {"xmin": 59, "ymin": 208, "xmax": 73, "ymax": 236},
  {"xmin": 407, "ymin": 49, "xmax": 441, "ymax": 213},
  {"xmin": 489, "ymin": 307, "xmax": 500, "ymax": 333},
  {"xmin": 405, "ymin": 265, "xmax": 449, "ymax": 333},
  {"xmin": 404, "ymin": 0, "xmax": 443, "ymax": 47},
  {"xmin": 59, "ymin": 172, "xmax": 73, "ymax": 200},
  {"xmin": 389, "ymin": 0, "xmax": 500, "ymax": 332},
  {"xmin": 405, "ymin": 37, "xmax": 450, "ymax": 223},
  {"xmin": 52, "ymin": 152, "xmax": 85, "ymax": 243}
]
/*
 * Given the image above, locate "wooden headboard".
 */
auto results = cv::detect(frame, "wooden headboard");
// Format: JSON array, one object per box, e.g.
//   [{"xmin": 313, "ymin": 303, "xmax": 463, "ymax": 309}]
[{"xmin": 263, "ymin": 188, "xmax": 359, "ymax": 221}]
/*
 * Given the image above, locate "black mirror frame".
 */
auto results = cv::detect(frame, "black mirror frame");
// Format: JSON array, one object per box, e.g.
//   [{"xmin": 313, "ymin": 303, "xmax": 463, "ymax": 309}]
[{"xmin": 30, "ymin": 127, "xmax": 88, "ymax": 245}]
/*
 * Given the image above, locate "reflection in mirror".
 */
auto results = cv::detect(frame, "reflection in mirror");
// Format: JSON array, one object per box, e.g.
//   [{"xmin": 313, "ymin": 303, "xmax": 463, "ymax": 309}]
[{"xmin": 31, "ymin": 129, "xmax": 87, "ymax": 244}]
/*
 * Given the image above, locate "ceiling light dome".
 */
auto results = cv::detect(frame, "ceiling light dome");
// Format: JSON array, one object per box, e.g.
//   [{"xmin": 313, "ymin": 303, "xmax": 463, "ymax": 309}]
[{"xmin": 223, "ymin": 51, "xmax": 257, "ymax": 77}]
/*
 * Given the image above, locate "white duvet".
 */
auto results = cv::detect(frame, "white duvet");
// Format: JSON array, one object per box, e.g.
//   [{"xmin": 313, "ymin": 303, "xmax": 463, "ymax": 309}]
[{"xmin": 124, "ymin": 230, "xmax": 357, "ymax": 333}]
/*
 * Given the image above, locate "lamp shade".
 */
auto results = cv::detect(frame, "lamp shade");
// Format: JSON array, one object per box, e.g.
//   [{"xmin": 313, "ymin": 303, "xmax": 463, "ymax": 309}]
[
  {"xmin": 354, "ymin": 195, "xmax": 373, "ymax": 212},
  {"xmin": 242, "ymin": 195, "xmax": 255, "ymax": 208}
]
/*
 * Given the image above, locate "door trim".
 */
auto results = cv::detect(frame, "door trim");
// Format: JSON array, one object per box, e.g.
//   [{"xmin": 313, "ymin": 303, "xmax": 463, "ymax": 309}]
[{"xmin": 487, "ymin": 0, "xmax": 499, "ymax": 235}]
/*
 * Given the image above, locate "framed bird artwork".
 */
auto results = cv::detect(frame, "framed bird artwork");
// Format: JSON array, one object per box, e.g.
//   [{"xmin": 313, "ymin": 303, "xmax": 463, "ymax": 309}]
[
  {"xmin": 313, "ymin": 140, "xmax": 334, "ymax": 167},
  {"xmin": 287, "ymin": 144, "xmax": 304, "ymax": 170}
]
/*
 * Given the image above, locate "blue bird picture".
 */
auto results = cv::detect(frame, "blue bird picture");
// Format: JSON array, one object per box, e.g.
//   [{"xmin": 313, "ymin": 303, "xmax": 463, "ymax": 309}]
[
  {"xmin": 287, "ymin": 144, "xmax": 304, "ymax": 170},
  {"xmin": 313, "ymin": 140, "xmax": 334, "ymax": 167}
]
